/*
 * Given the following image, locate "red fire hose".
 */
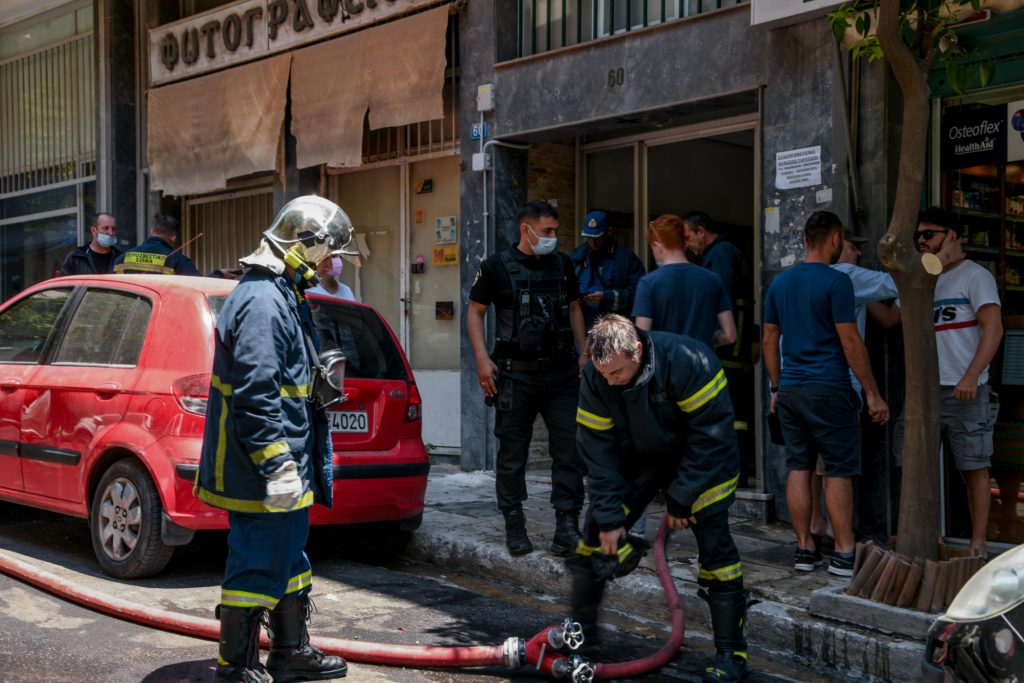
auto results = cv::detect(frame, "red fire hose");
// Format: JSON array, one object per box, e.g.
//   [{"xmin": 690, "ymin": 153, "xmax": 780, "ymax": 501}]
[{"xmin": 0, "ymin": 516, "xmax": 685, "ymax": 679}]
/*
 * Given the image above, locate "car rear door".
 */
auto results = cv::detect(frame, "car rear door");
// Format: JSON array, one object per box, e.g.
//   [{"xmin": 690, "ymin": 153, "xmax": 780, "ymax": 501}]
[
  {"xmin": 19, "ymin": 286, "xmax": 152, "ymax": 502},
  {"xmin": 308, "ymin": 298, "xmax": 412, "ymax": 454},
  {"xmin": 0, "ymin": 287, "xmax": 74, "ymax": 493}
]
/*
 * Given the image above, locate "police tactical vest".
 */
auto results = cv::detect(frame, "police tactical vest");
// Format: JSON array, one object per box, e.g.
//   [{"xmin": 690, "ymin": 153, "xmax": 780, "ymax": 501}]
[{"xmin": 494, "ymin": 250, "xmax": 573, "ymax": 359}]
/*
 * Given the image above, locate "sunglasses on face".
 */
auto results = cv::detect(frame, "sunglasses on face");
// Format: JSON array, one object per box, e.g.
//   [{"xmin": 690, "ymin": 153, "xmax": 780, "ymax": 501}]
[{"xmin": 915, "ymin": 229, "xmax": 948, "ymax": 240}]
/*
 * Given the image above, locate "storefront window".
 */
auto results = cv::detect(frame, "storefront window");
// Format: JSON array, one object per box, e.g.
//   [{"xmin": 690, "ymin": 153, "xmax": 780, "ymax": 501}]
[
  {"xmin": 1, "ymin": 214, "xmax": 76, "ymax": 301},
  {"xmin": 939, "ymin": 90, "xmax": 1024, "ymax": 547}
]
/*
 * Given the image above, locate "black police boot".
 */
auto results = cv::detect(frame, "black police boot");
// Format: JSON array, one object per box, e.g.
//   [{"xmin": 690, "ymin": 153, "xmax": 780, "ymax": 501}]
[
  {"xmin": 550, "ymin": 509, "xmax": 582, "ymax": 557},
  {"xmin": 214, "ymin": 604, "xmax": 272, "ymax": 683},
  {"xmin": 502, "ymin": 506, "xmax": 533, "ymax": 556},
  {"xmin": 700, "ymin": 588, "xmax": 754, "ymax": 683},
  {"xmin": 265, "ymin": 593, "xmax": 348, "ymax": 682},
  {"xmin": 567, "ymin": 557, "xmax": 606, "ymax": 652}
]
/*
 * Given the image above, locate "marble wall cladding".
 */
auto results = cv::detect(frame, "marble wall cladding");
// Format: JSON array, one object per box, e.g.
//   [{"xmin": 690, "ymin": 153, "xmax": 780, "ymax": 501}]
[{"xmin": 527, "ymin": 141, "xmax": 576, "ymax": 252}]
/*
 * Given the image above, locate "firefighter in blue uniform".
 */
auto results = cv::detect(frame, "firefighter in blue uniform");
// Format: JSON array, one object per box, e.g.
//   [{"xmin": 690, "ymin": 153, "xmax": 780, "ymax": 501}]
[
  {"xmin": 113, "ymin": 215, "xmax": 201, "ymax": 275},
  {"xmin": 196, "ymin": 196, "xmax": 357, "ymax": 682},
  {"xmin": 571, "ymin": 314, "xmax": 752, "ymax": 683}
]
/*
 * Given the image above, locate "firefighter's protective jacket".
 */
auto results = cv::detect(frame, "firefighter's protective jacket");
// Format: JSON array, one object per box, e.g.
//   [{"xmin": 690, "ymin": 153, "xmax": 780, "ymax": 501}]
[
  {"xmin": 576, "ymin": 330, "xmax": 738, "ymax": 531},
  {"xmin": 196, "ymin": 267, "xmax": 333, "ymax": 513},
  {"xmin": 113, "ymin": 235, "xmax": 201, "ymax": 275}
]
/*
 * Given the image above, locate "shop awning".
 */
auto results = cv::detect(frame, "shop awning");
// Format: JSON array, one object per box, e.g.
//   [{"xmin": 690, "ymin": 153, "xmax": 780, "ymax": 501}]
[
  {"xmin": 147, "ymin": 54, "xmax": 290, "ymax": 196},
  {"xmin": 290, "ymin": 5, "xmax": 449, "ymax": 169}
]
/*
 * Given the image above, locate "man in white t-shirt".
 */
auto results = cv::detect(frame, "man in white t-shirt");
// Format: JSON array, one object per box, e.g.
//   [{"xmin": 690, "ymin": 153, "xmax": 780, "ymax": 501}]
[{"xmin": 916, "ymin": 207, "xmax": 1003, "ymax": 557}]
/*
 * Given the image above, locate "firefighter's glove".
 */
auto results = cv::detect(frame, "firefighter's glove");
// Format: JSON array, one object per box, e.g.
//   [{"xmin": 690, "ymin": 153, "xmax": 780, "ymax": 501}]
[
  {"xmin": 590, "ymin": 536, "xmax": 650, "ymax": 581},
  {"xmin": 264, "ymin": 460, "xmax": 302, "ymax": 510}
]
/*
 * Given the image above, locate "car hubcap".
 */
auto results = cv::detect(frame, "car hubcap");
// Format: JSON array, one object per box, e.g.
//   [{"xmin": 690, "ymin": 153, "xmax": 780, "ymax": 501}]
[{"xmin": 98, "ymin": 477, "xmax": 141, "ymax": 561}]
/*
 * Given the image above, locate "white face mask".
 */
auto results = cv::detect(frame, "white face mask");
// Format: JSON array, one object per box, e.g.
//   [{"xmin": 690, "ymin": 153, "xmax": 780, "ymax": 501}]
[{"xmin": 528, "ymin": 225, "xmax": 558, "ymax": 256}]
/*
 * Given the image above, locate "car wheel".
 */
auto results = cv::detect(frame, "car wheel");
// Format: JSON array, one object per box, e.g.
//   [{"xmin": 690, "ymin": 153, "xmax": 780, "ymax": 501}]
[{"xmin": 89, "ymin": 460, "xmax": 174, "ymax": 579}]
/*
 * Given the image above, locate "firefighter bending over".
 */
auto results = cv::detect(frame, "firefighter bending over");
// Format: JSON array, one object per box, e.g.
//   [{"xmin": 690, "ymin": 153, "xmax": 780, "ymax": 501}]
[{"xmin": 570, "ymin": 314, "xmax": 753, "ymax": 683}]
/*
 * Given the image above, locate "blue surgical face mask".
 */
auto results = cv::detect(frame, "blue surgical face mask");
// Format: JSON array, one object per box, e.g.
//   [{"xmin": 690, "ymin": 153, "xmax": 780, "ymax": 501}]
[
  {"xmin": 329, "ymin": 256, "xmax": 343, "ymax": 278},
  {"xmin": 97, "ymin": 233, "xmax": 117, "ymax": 249},
  {"xmin": 528, "ymin": 225, "xmax": 558, "ymax": 256}
]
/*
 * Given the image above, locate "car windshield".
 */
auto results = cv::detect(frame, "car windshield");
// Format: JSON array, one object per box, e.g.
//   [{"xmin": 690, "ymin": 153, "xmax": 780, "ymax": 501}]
[{"xmin": 308, "ymin": 299, "xmax": 408, "ymax": 381}]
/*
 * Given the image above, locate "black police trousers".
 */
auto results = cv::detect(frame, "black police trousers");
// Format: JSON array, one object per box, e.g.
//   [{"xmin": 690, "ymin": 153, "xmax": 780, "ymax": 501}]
[
  {"xmin": 577, "ymin": 464, "xmax": 743, "ymax": 593},
  {"xmin": 494, "ymin": 373, "xmax": 586, "ymax": 514}
]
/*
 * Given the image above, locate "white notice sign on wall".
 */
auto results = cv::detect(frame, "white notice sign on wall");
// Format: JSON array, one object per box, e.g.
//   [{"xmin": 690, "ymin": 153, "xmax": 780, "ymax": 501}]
[{"xmin": 775, "ymin": 146, "xmax": 822, "ymax": 190}]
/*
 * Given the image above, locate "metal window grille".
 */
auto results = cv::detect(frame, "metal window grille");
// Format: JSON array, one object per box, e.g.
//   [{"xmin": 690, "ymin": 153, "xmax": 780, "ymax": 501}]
[
  {"xmin": 517, "ymin": 0, "xmax": 748, "ymax": 57},
  {"xmin": 182, "ymin": 187, "xmax": 274, "ymax": 276},
  {"xmin": 0, "ymin": 33, "xmax": 96, "ymax": 195}
]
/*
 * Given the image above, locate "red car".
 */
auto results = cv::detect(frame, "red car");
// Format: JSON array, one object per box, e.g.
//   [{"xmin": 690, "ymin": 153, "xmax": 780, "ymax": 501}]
[{"xmin": 0, "ymin": 275, "xmax": 428, "ymax": 578}]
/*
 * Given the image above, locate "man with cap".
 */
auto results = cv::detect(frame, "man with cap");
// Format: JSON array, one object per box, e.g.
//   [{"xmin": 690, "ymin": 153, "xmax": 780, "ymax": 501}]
[
  {"xmin": 806, "ymin": 229, "xmax": 900, "ymax": 548},
  {"xmin": 570, "ymin": 210, "xmax": 645, "ymax": 330}
]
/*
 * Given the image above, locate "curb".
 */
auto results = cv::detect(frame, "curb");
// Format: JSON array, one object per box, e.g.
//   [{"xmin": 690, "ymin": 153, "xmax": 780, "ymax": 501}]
[{"xmin": 407, "ymin": 508, "xmax": 928, "ymax": 682}]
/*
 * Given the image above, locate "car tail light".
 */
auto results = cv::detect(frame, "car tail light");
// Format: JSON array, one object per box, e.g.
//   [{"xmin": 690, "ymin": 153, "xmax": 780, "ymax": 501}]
[
  {"xmin": 173, "ymin": 373, "xmax": 211, "ymax": 416},
  {"xmin": 405, "ymin": 382, "xmax": 422, "ymax": 422}
]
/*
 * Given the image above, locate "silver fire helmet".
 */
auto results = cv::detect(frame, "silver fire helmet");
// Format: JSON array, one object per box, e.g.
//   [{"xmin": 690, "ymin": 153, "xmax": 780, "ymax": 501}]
[{"xmin": 264, "ymin": 195, "xmax": 358, "ymax": 266}]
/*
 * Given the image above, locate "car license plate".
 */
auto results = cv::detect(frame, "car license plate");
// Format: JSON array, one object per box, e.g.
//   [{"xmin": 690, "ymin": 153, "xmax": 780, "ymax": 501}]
[{"xmin": 328, "ymin": 411, "xmax": 368, "ymax": 433}]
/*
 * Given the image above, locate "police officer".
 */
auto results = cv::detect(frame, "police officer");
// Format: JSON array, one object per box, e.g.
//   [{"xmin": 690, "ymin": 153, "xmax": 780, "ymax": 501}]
[
  {"xmin": 113, "ymin": 215, "xmax": 201, "ymax": 275},
  {"xmin": 571, "ymin": 314, "xmax": 751, "ymax": 683},
  {"xmin": 467, "ymin": 200, "xmax": 588, "ymax": 558},
  {"xmin": 196, "ymin": 196, "xmax": 355, "ymax": 682},
  {"xmin": 569, "ymin": 210, "xmax": 645, "ymax": 330}
]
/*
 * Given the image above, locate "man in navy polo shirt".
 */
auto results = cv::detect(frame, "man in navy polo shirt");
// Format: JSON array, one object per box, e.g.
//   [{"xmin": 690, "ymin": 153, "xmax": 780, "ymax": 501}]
[{"xmin": 762, "ymin": 211, "xmax": 889, "ymax": 577}]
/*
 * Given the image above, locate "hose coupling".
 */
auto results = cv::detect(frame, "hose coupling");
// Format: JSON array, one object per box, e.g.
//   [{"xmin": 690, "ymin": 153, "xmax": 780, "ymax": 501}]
[
  {"xmin": 549, "ymin": 618, "xmax": 584, "ymax": 651},
  {"xmin": 551, "ymin": 654, "xmax": 594, "ymax": 681},
  {"xmin": 502, "ymin": 636, "xmax": 524, "ymax": 669}
]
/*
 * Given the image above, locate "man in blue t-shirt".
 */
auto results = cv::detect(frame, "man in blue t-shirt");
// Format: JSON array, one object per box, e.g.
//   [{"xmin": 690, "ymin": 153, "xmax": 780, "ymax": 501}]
[
  {"xmin": 762, "ymin": 211, "xmax": 889, "ymax": 578},
  {"xmin": 633, "ymin": 214, "xmax": 735, "ymax": 349}
]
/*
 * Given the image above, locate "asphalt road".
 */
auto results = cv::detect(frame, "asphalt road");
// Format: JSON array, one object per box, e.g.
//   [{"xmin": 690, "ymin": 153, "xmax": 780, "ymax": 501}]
[{"xmin": 0, "ymin": 503, "xmax": 823, "ymax": 682}]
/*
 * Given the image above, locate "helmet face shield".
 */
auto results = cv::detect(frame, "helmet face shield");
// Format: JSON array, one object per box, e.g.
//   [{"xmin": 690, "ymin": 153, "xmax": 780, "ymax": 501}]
[{"xmin": 264, "ymin": 196, "xmax": 358, "ymax": 266}]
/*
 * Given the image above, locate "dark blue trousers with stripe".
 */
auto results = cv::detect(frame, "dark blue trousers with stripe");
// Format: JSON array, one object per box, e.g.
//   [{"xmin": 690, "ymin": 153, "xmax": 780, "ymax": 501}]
[{"xmin": 222, "ymin": 509, "xmax": 312, "ymax": 610}]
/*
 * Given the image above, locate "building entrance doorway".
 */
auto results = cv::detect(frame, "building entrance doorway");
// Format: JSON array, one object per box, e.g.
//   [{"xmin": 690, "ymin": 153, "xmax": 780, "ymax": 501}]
[
  {"xmin": 581, "ymin": 116, "xmax": 760, "ymax": 487},
  {"xmin": 328, "ymin": 156, "xmax": 462, "ymax": 453}
]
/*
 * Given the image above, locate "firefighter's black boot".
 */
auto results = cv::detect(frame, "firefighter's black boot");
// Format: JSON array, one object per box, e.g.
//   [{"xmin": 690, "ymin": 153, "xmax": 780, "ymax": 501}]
[
  {"xmin": 550, "ymin": 509, "xmax": 582, "ymax": 557},
  {"xmin": 700, "ymin": 588, "xmax": 753, "ymax": 683},
  {"xmin": 265, "ymin": 593, "xmax": 348, "ymax": 682},
  {"xmin": 567, "ymin": 557, "xmax": 606, "ymax": 652},
  {"xmin": 503, "ymin": 506, "xmax": 533, "ymax": 556},
  {"xmin": 214, "ymin": 604, "xmax": 272, "ymax": 683}
]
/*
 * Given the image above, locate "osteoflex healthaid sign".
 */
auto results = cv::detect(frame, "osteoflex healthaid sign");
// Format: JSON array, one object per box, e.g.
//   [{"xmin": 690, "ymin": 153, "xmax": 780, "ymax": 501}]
[{"xmin": 941, "ymin": 104, "xmax": 1007, "ymax": 170}]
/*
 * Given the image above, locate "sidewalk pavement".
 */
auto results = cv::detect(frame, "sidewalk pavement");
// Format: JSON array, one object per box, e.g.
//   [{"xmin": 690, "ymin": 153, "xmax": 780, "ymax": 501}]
[{"xmin": 409, "ymin": 463, "xmax": 933, "ymax": 682}]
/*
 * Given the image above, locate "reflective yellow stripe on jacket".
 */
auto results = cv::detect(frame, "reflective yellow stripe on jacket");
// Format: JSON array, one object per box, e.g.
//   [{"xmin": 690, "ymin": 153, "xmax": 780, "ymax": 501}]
[
  {"xmin": 691, "ymin": 474, "xmax": 739, "ymax": 515},
  {"xmin": 676, "ymin": 369, "xmax": 727, "ymax": 413},
  {"xmin": 576, "ymin": 407, "xmax": 613, "ymax": 431}
]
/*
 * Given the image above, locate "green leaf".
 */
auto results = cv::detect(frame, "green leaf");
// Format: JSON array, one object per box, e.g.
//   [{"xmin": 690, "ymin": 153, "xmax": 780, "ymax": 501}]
[
  {"xmin": 979, "ymin": 60, "xmax": 994, "ymax": 87},
  {"xmin": 947, "ymin": 60, "xmax": 961, "ymax": 94},
  {"xmin": 970, "ymin": 0, "xmax": 981, "ymax": 12},
  {"xmin": 856, "ymin": 13, "xmax": 866, "ymax": 35},
  {"xmin": 863, "ymin": 11, "xmax": 871, "ymax": 34}
]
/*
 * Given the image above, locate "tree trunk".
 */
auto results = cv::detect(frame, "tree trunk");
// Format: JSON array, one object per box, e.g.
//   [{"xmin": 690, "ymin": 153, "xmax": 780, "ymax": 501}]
[{"xmin": 875, "ymin": 0, "xmax": 941, "ymax": 561}]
